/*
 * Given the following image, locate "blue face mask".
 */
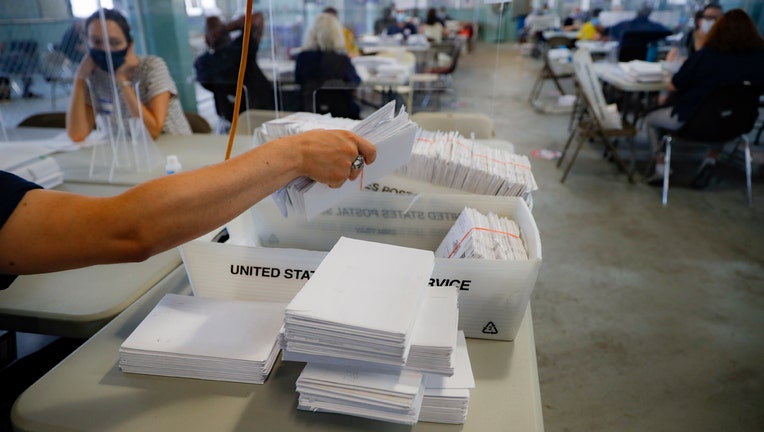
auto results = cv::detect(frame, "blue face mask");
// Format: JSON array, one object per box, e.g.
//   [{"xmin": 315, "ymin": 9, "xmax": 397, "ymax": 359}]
[
  {"xmin": 591, "ymin": 18, "xmax": 600, "ymax": 25},
  {"xmin": 89, "ymin": 47, "xmax": 128, "ymax": 72}
]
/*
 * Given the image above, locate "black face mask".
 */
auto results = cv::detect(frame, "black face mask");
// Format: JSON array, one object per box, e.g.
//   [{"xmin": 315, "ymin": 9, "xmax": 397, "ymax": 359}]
[{"xmin": 89, "ymin": 47, "xmax": 128, "ymax": 71}]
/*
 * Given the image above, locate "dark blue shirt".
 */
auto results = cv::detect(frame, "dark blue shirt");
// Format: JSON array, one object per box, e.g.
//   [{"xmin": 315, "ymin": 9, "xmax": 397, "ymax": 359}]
[
  {"xmin": 386, "ymin": 22, "xmax": 418, "ymax": 37},
  {"xmin": 1, "ymin": 171, "xmax": 42, "ymax": 289},
  {"xmin": 194, "ymin": 34, "xmax": 274, "ymax": 121},
  {"xmin": 671, "ymin": 47, "xmax": 764, "ymax": 121},
  {"xmin": 295, "ymin": 50, "xmax": 361, "ymax": 119},
  {"xmin": 607, "ymin": 16, "xmax": 670, "ymax": 41}
]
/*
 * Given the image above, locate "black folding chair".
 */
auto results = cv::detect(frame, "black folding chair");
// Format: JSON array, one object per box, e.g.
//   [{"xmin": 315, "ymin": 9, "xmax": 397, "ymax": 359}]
[{"xmin": 658, "ymin": 81, "xmax": 762, "ymax": 206}]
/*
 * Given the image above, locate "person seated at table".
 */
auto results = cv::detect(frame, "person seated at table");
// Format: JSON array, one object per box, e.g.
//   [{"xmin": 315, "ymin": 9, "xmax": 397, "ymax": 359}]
[
  {"xmin": 665, "ymin": 4, "xmax": 724, "ymax": 63},
  {"xmin": 0, "ymin": 129, "xmax": 375, "ymax": 289},
  {"xmin": 322, "ymin": 7, "xmax": 360, "ymax": 57},
  {"xmin": 374, "ymin": 7, "xmax": 397, "ymax": 35},
  {"xmin": 563, "ymin": 7, "xmax": 584, "ymax": 31},
  {"xmin": 67, "ymin": 9, "xmax": 191, "ymax": 142},
  {"xmin": 437, "ymin": 7, "xmax": 450, "ymax": 24},
  {"xmin": 194, "ymin": 12, "xmax": 275, "ymax": 124},
  {"xmin": 521, "ymin": 3, "xmax": 561, "ymax": 57},
  {"xmin": 644, "ymin": 9, "xmax": 764, "ymax": 187},
  {"xmin": 605, "ymin": 4, "xmax": 670, "ymax": 42},
  {"xmin": 385, "ymin": 10, "xmax": 419, "ymax": 39},
  {"xmin": 578, "ymin": 8, "xmax": 604, "ymax": 41},
  {"xmin": 421, "ymin": 8, "xmax": 447, "ymax": 43},
  {"xmin": 295, "ymin": 13, "xmax": 361, "ymax": 119}
]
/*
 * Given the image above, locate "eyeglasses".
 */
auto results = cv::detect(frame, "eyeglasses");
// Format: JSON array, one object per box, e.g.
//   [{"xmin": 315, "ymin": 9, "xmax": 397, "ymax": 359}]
[{"xmin": 701, "ymin": 16, "xmax": 718, "ymax": 20}]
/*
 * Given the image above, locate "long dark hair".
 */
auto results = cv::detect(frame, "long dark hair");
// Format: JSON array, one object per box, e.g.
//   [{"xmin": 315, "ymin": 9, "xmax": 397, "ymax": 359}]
[
  {"xmin": 426, "ymin": 8, "xmax": 439, "ymax": 25},
  {"xmin": 704, "ymin": 9, "xmax": 764, "ymax": 53},
  {"xmin": 85, "ymin": 8, "xmax": 133, "ymax": 45}
]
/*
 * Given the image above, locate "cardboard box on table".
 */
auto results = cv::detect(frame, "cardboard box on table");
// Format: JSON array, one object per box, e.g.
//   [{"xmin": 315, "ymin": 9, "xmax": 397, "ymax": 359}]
[{"xmin": 180, "ymin": 193, "xmax": 542, "ymax": 341}]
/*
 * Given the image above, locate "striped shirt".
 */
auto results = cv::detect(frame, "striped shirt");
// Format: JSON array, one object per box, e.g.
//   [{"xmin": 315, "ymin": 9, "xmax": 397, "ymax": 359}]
[{"xmin": 85, "ymin": 55, "xmax": 192, "ymax": 136}]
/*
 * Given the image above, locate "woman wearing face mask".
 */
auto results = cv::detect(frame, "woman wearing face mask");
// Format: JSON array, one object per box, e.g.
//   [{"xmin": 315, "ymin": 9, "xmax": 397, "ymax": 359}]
[
  {"xmin": 385, "ymin": 10, "xmax": 418, "ymax": 38},
  {"xmin": 644, "ymin": 9, "xmax": 764, "ymax": 187},
  {"xmin": 67, "ymin": 9, "xmax": 191, "ymax": 142},
  {"xmin": 666, "ymin": 4, "xmax": 724, "ymax": 63}
]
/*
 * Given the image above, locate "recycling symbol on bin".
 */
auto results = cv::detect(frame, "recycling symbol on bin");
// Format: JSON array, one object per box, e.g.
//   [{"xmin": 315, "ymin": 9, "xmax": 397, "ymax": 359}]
[{"xmin": 482, "ymin": 321, "xmax": 499, "ymax": 335}]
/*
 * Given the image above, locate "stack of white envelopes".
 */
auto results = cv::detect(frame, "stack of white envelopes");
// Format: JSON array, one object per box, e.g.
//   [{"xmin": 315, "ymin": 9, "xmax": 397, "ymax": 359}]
[
  {"xmin": 435, "ymin": 207, "xmax": 528, "ymax": 260},
  {"xmin": 420, "ymin": 331, "xmax": 475, "ymax": 424},
  {"xmin": 396, "ymin": 129, "xmax": 538, "ymax": 197},
  {"xmin": 296, "ymin": 362, "xmax": 425, "ymax": 425},
  {"xmin": 619, "ymin": 60, "xmax": 664, "ymax": 82},
  {"xmin": 282, "ymin": 237, "xmax": 434, "ymax": 367},
  {"xmin": 120, "ymin": 294, "xmax": 284, "ymax": 384},
  {"xmin": 406, "ymin": 286, "xmax": 459, "ymax": 376},
  {"xmin": 285, "ymin": 236, "xmax": 466, "ymax": 424}
]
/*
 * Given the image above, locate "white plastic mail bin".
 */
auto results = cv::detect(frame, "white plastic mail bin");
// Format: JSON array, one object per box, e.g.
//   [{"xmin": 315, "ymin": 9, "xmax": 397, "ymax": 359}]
[{"xmin": 181, "ymin": 193, "xmax": 542, "ymax": 341}]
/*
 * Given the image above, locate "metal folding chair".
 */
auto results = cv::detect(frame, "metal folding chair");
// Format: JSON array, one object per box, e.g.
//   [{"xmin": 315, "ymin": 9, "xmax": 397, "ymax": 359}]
[
  {"xmin": 528, "ymin": 39, "xmax": 574, "ymax": 109},
  {"xmin": 558, "ymin": 49, "xmax": 637, "ymax": 183},
  {"xmin": 657, "ymin": 81, "xmax": 761, "ymax": 206}
]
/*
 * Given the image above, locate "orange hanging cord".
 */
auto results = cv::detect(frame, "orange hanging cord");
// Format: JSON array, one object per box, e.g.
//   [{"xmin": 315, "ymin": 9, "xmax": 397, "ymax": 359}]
[{"xmin": 224, "ymin": 0, "xmax": 253, "ymax": 161}]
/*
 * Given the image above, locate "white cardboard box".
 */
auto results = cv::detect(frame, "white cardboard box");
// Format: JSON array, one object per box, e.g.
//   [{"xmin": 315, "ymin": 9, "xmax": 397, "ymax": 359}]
[{"xmin": 181, "ymin": 193, "xmax": 541, "ymax": 341}]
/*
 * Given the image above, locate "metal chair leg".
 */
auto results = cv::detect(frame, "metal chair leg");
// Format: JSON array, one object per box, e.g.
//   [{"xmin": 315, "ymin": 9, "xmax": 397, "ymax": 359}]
[
  {"xmin": 528, "ymin": 73, "xmax": 544, "ymax": 104},
  {"xmin": 662, "ymin": 136, "xmax": 672, "ymax": 206},
  {"xmin": 744, "ymin": 136, "xmax": 753, "ymax": 207},
  {"xmin": 558, "ymin": 125, "xmax": 578, "ymax": 168},
  {"xmin": 560, "ymin": 134, "xmax": 585, "ymax": 183}
]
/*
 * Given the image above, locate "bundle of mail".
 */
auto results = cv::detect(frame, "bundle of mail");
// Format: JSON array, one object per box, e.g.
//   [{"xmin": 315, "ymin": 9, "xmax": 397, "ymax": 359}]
[
  {"xmin": 619, "ymin": 60, "xmax": 665, "ymax": 82},
  {"xmin": 119, "ymin": 294, "xmax": 284, "ymax": 384},
  {"xmin": 397, "ymin": 129, "xmax": 538, "ymax": 197},
  {"xmin": 258, "ymin": 108, "xmax": 537, "ymax": 202},
  {"xmin": 281, "ymin": 236, "xmax": 474, "ymax": 425},
  {"xmin": 435, "ymin": 207, "xmax": 528, "ymax": 260},
  {"xmin": 268, "ymin": 102, "xmax": 417, "ymax": 219}
]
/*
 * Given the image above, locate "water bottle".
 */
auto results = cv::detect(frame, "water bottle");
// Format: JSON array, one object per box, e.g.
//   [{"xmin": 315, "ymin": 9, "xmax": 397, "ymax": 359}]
[{"xmin": 165, "ymin": 155, "xmax": 182, "ymax": 174}]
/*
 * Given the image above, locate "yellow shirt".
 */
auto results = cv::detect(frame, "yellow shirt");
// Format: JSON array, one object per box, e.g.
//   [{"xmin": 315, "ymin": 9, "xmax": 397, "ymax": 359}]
[
  {"xmin": 343, "ymin": 27, "xmax": 360, "ymax": 57},
  {"xmin": 578, "ymin": 22, "xmax": 598, "ymax": 40}
]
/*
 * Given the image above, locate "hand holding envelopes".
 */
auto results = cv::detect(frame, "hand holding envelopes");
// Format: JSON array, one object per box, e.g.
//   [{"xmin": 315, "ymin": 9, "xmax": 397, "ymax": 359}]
[{"xmin": 272, "ymin": 101, "xmax": 417, "ymax": 219}]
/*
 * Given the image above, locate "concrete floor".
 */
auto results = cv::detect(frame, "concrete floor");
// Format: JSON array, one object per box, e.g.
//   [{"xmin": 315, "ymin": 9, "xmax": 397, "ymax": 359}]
[{"xmin": 451, "ymin": 43, "xmax": 764, "ymax": 431}]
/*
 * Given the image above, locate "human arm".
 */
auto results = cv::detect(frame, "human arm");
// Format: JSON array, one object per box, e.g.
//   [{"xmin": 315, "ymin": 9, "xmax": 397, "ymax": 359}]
[
  {"xmin": 227, "ymin": 11, "xmax": 265, "ymax": 42},
  {"xmin": 665, "ymin": 46, "xmax": 678, "ymax": 62},
  {"xmin": 116, "ymin": 47, "xmax": 168, "ymax": 139},
  {"xmin": 66, "ymin": 55, "xmax": 97, "ymax": 142},
  {"xmin": 0, "ymin": 129, "xmax": 376, "ymax": 275}
]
